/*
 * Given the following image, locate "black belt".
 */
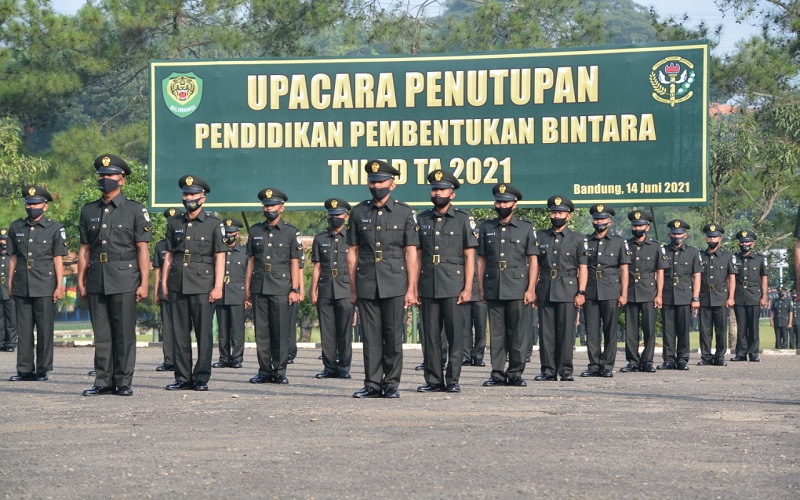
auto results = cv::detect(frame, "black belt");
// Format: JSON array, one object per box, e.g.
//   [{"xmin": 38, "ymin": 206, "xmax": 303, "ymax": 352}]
[
  {"xmin": 546, "ymin": 270, "xmax": 577, "ymax": 279},
  {"xmin": 25, "ymin": 259, "xmax": 54, "ymax": 269},
  {"xmin": 182, "ymin": 253, "xmax": 214, "ymax": 264},
  {"xmin": 96, "ymin": 254, "xmax": 136, "ymax": 263},
  {"xmin": 632, "ymin": 272, "xmax": 655, "ymax": 281}
]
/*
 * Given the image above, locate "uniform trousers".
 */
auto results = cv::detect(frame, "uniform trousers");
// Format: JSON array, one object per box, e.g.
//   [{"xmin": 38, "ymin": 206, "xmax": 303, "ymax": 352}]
[
  {"xmin": 253, "ymin": 294, "xmax": 290, "ymax": 377},
  {"xmin": 625, "ymin": 301, "xmax": 657, "ymax": 367},
  {"xmin": 790, "ymin": 322, "xmax": 800, "ymax": 349},
  {"xmin": 486, "ymin": 299, "xmax": 526, "ymax": 380},
  {"xmin": 170, "ymin": 291, "xmax": 214, "ymax": 384},
  {"xmin": 159, "ymin": 300, "xmax": 174, "ymax": 365},
  {"xmin": 463, "ymin": 301, "xmax": 487, "ymax": 363},
  {"xmin": 288, "ymin": 301, "xmax": 298, "ymax": 359},
  {"xmin": 420, "ymin": 297, "xmax": 466, "ymax": 386},
  {"xmin": 522, "ymin": 304, "xmax": 535, "ymax": 360},
  {"xmin": 216, "ymin": 303, "xmax": 245, "ymax": 364},
  {"xmin": 15, "ymin": 296, "xmax": 55, "ymax": 374},
  {"xmin": 1, "ymin": 298, "xmax": 18, "ymax": 347},
  {"xmin": 774, "ymin": 326, "xmax": 788, "ymax": 349},
  {"xmin": 734, "ymin": 305, "xmax": 760, "ymax": 357},
  {"xmin": 538, "ymin": 299, "xmax": 576, "ymax": 377},
  {"xmin": 358, "ymin": 296, "xmax": 404, "ymax": 391},
  {"xmin": 88, "ymin": 292, "xmax": 137, "ymax": 387},
  {"xmin": 662, "ymin": 304, "xmax": 691, "ymax": 364},
  {"xmin": 316, "ymin": 296, "xmax": 354, "ymax": 374},
  {"xmin": 585, "ymin": 298, "xmax": 620, "ymax": 371},
  {"xmin": 699, "ymin": 306, "xmax": 727, "ymax": 361}
]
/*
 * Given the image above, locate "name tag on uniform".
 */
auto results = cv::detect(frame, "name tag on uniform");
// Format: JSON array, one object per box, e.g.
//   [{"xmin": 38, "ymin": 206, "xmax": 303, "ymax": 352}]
[
  {"xmin": 322, "ymin": 243, "xmax": 330, "ymax": 247},
  {"xmin": 16, "ymin": 233, "xmax": 24, "ymax": 237},
  {"xmin": 174, "ymin": 229, "xmax": 184, "ymax": 234},
  {"xmin": 538, "ymin": 244, "xmax": 549, "ymax": 249},
  {"xmin": 421, "ymin": 225, "xmax": 431, "ymax": 229},
  {"xmin": 486, "ymin": 232, "xmax": 496, "ymax": 236},
  {"xmin": 90, "ymin": 218, "xmax": 100, "ymax": 222},
  {"xmin": 252, "ymin": 236, "xmax": 263, "ymax": 240},
  {"xmin": 361, "ymin": 219, "xmax": 371, "ymax": 223}
]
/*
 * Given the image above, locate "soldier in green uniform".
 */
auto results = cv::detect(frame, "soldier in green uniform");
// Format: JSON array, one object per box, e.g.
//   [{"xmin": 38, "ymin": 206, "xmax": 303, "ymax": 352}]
[
  {"xmin": 533, "ymin": 195, "xmax": 587, "ymax": 382},
  {"xmin": 477, "ymin": 183, "xmax": 538, "ymax": 387},
  {"xmin": 7, "ymin": 185, "xmax": 67, "ymax": 381},
  {"xmin": 161, "ymin": 175, "xmax": 226, "ymax": 391},
  {"xmin": 580, "ymin": 204, "xmax": 630, "ymax": 378},
  {"xmin": 416, "ymin": 170, "xmax": 478, "ymax": 393},
  {"xmin": 658, "ymin": 219, "xmax": 701, "ymax": 371},
  {"xmin": 697, "ymin": 223, "xmax": 737, "ymax": 366},
  {"xmin": 0, "ymin": 228, "xmax": 18, "ymax": 352},
  {"xmin": 153, "ymin": 207, "xmax": 179, "ymax": 372},
  {"xmin": 213, "ymin": 218, "xmax": 248, "ymax": 369},
  {"xmin": 620, "ymin": 211, "xmax": 667, "ymax": 373},
  {"xmin": 791, "ymin": 291, "xmax": 799, "ymax": 349},
  {"xmin": 731, "ymin": 230, "xmax": 768, "ymax": 362},
  {"xmin": 348, "ymin": 160, "xmax": 419, "ymax": 399},
  {"xmin": 246, "ymin": 188, "xmax": 303, "ymax": 385},
  {"xmin": 79, "ymin": 154, "xmax": 152, "ymax": 396},
  {"xmin": 311, "ymin": 198, "xmax": 354, "ymax": 379},
  {"xmin": 770, "ymin": 289, "xmax": 793, "ymax": 349}
]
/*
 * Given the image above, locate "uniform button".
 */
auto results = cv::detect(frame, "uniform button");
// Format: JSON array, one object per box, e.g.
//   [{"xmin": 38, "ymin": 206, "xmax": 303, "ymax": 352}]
[
  {"xmin": 553, "ymin": 250, "xmax": 558, "ymax": 254},
  {"xmin": 269, "ymin": 234, "xmax": 273, "ymax": 238},
  {"xmin": 434, "ymin": 246, "xmax": 439, "ymax": 250},
  {"xmin": 188, "ymin": 223, "xmax": 192, "ymax": 227},
  {"xmin": 201, "ymin": 237, "xmax": 205, "ymax": 240},
  {"xmin": 102, "ymin": 240, "xmax": 107, "ymax": 245},
  {"xmin": 28, "ymin": 253, "xmax": 32, "ymax": 256},
  {"xmin": 185, "ymin": 250, "xmax": 190, "ymax": 253},
  {"xmin": 29, "ymin": 239, "xmax": 32, "ymax": 242},
  {"xmin": 378, "ymin": 211, "xmax": 383, "ymax": 215},
  {"xmin": 501, "ymin": 228, "xmax": 506, "ymax": 232},
  {"xmin": 128, "ymin": 264, "xmax": 132, "ymax": 268},
  {"xmin": 333, "ymin": 262, "xmax": 337, "ymax": 266},
  {"xmin": 393, "ymin": 226, "xmax": 398, "ymax": 229},
  {"xmin": 435, "ymin": 231, "xmax": 440, "ymax": 235},
  {"xmin": 268, "ymin": 243, "xmax": 272, "ymax": 247},
  {"xmin": 226, "ymin": 271, "xmax": 230, "ymax": 275},
  {"xmin": 30, "ymin": 227, "xmax": 34, "ymax": 231},
  {"xmin": 183, "ymin": 263, "xmax": 188, "ymax": 267},
  {"xmin": 186, "ymin": 236, "xmax": 191, "ymax": 240},
  {"xmin": 102, "ymin": 224, "xmax": 107, "ymax": 228},
  {"xmin": 227, "ymin": 261, "xmax": 230, "ymax": 264},
  {"xmin": 555, "ymin": 239, "xmax": 559, "ymax": 243},
  {"xmin": 500, "ymin": 253, "xmax": 504, "ymax": 257},
  {"xmin": 500, "ymin": 239, "xmax": 505, "ymax": 243},
  {"xmin": 377, "ymin": 226, "xmax": 381, "ymax": 230},
  {"xmin": 376, "ymin": 242, "xmax": 381, "ymax": 247},
  {"xmin": 598, "ymin": 252, "xmax": 603, "ymax": 256},
  {"xmin": 599, "ymin": 242, "xmax": 603, "ymax": 245},
  {"xmin": 266, "ymin": 256, "xmax": 271, "ymax": 259},
  {"xmin": 104, "ymin": 208, "xmax": 109, "ymax": 213},
  {"xmin": 636, "ymin": 257, "xmax": 640, "ymax": 260}
]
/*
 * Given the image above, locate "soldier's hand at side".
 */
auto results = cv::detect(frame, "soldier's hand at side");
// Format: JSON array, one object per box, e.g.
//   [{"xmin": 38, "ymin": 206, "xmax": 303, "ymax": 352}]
[
  {"xmin": 654, "ymin": 296, "xmax": 662, "ymax": 309},
  {"xmin": 209, "ymin": 287, "xmax": 222, "ymax": 303},
  {"xmin": 350, "ymin": 289, "xmax": 358, "ymax": 306},
  {"xmin": 53, "ymin": 286, "xmax": 64, "ymax": 303},
  {"xmin": 760, "ymin": 297, "xmax": 768, "ymax": 309},
  {"xmin": 289, "ymin": 291, "xmax": 301, "ymax": 304},
  {"xmin": 479, "ymin": 290, "xmax": 486, "ymax": 303},
  {"xmin": 244, "ymin": 299, "xmax": 251, "ymax": 309},
  {"xmin": 725, "ymin": 298, "xmax": 734, "ymax": 308},
  {"xmin": 404, "ymin": 289, "xmax": 418, "ymax": 308},
  {"xmin": 153, "ymin": 295, "xmax": 160, "ymax": 306},
  {"xmin": 691, "ymin": 301, "xmax": 700, "ymax": 311},
  {"xmin": 523, "ymin": 289, "xmax": 535, "ymax": 306},
  {"xmin": 311, "ymin": 291, "xmax": 318, "ymax": 306},
  {"xmin": 457, "ymin": 289, "xmax": 470, "ymax": 304},
  {"xmin": 618, "ymin": 294, "xmax": 628, "ymax": 307},
  {"xmin": 574, "ymin": 293, "xmax": 585, "ymax": 308},
  {"xmin": 135, "ymin": 284, "xmax": 148, "ymax": 302}
]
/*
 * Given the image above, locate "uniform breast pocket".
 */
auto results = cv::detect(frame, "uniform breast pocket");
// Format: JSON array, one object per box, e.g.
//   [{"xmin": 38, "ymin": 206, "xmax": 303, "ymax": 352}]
[
  {"xmin": 388, "ymin": 225, "xmax": 404, "ymax": 244},
  {"xmin": 111, "ymin": 223, "xmax": 133, "ymax": 240},
  {"xmin": 195, "ymin": 237, "xmax": 212, "ymax": 253}
]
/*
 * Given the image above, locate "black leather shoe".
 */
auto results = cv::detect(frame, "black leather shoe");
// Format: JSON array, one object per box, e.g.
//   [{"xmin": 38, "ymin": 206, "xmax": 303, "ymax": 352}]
[
  {"xmin": 561, "ymin": 373, "xmax": 574, "ymax": 381},
  {"xmin": 730, "ymin": 355, "xmax": 747, "ymax": 362},
  {"xmin": 315, "ymin": 371, "xmax": 337, "ymax": 379},
  {"xmin": 416, "ymin": 383, "xmax": 445, "ymax": 392},
  {"xmin": 287, "ymin": 357, "xmax": 295, "ymax": 364},
  {"xmin": 697, "ymin": 359, "xmax": 712, "ymax": 366},
  {"xmin": 525, "ymin": 355, "xmax": 532, "ymax": 362},
  {"xmin": 713, "ymin": 359, "xmax": 728, "ymax": 366},
  {"xmin": 641, "ymin": 364, "xmax": 657, "ymax": 373},
  {"xmin": 601, "ymin": 369, "xmax": 613, "ymax": 378},
  {"xmin": 318, "ymin": 355, "xmax": 323, "ymax": 360},
  {"xmin": 462, "ymin": 357, "xmax": 471, "ymax": 364},
  {"xmin": 212, "ymin": 361, "xmax": 229, "ymax": 368},
  {"xmin": 445, "ymin": 383, "xmax": 461, "ymax": 393},
  {"xmin": 749, "ymin": 355, "xmax": 760, "ymax": 362},
  {"xmin": 4, "ymin": 345, "xmax": 15, "ymax": 352},
  {"xmin": 507, "ymin": 377, "xmax": 527, "ymax": 387},
  {"xmin": 249, "ymin": 374, "xmax": 271, "ymax": 384},
  {"xmin": 482, "ymin": 376, "xmax": 506, "ymax": 387},
  {"xmin": 87, "ymin": 370, "xmax": 97, "ymax": 376},
  {"xmin": 230, "ymin": 361, "xmax": 242, "ymax": 368},
  {"xmin": 193, "ymin": 381, "xmax": 209, "ymax": 391},
  {"xmin": 352, "ymin": 386, "xmax": 382, "ymax": 398},
  {"xmin": 35, "ymin": 373, "xmax": 48, "ymax": 381},
  {"xmin": 165, "ymin": 380, "xmax": 193, "ymax": 390},
  {"xmin": 272, "ymin": 375, "xmax": 289, "ymax": 384},
  {"xmin": 619, "ymin": 363, "xmax": 639, "ymax": 373},
  {"xmin": 382, "ymin": 387, "xmax": 400, "ymax": 398},
  {"xmin": 657, "ymin": 363, "xmax": 676, "ymax": 370},
  {"xmin": 338, "ymin": 371, "xmax": 352, "ymax": 379},
  {"xmin": 414, "ymin": 363, "xmax": 425, "ymax": 371},
  {"xmin": 534, "ymin": 373, "xmax": 557, "ymax": 381},
  {"xmin": 9, "ymin": 371, "xmax": 35, "ymax": 382},
  {"xmin": 580, "ymin": 369, "xmax": 600, "ymax": 377},
  {"xmin": 676, "ymin": 363, "xmax": 689, "ymax": 371},
  {"xmin": 155, "ymin": 363, "xmax": 174, "ymax": 372},
  {"xmin": 115, "ymin": 386, "xmax": 133, "ymax": 396},
  {"xmin": 82, "ymin": 385, "xmax": 114, "ymax": 396},
  {"xmin": 471, "ymin": 359, "xmax": 486, "ymax": 367}
]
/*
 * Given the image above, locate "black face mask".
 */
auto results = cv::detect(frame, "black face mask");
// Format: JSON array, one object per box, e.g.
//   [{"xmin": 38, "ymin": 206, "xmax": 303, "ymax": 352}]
[
  {"xmin": 431, "ymin": 196, "xmax": 450, "ymax": 209},
  {"xmin": 97, "ymin": 177, "xmax": 119, "ymax": 194},
  {"xmin": 739, "ymin": 244, "xmax": 753, "ymax": 253},
  {"xmin": 707, "ymin": 241, "xmax": 720, "ymax": 250},
  {"xmin": 631, "ymin": 228, "xmax": 647, "ymax": 238},
  {"xmin": 551, "ymin": 217, "xmax": 567, "ymax": 229},
  {"xmin": 328, "ymin": 217, "xmax": 346, "ymax": 229},
  {"xmin": 369, "ymin": 187, "xmax": 391, "ymax": 201},
  {"xmin": 264, "ymin": 210, "xmax": 280, "ymax": 222},
  {"xmin": 26, "ymin": 207, "xmax": 44, "ymax": 220},
  {"xmin": 0, "ymin": 242, "xmax": 7, "ymax": 252},
  {"xmin": 670, "ymin": 236, "xmax": 684, "ymax": 247},
  {"xmin": 495, "ymin": 206, "xmax": 513, "ymax": 219},
  {"xmin": 592, "ymin": 223, "xmax": 609, "ymax": 233},
  {"xmin": 183, "ymin": 198, "xmax": 203, "ymax": 212}
]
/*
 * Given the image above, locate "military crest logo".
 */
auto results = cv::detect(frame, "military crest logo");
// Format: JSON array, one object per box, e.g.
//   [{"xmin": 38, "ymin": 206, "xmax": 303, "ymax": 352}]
[
  {"xmin": 634, "ymin": 212, "xmax": 641, "ymax": 220},
  {"xmin": 371, "ymin": 162, "xmax": 380, "ymax": 173},
  {"xmin": 185, "ymin": 176, "xmax": 194, "ymax": 186},
  {"xmin": 330, "ymin": 199, "xmax": 338, "ymax": 209},
  {"xmin": 162, "ymin": 72, "xmax": 203, "ymax": 118},
  {"xmin": 434, "ymin": 171, "xmax": 443, "ymax": 181},
  {"xmin": 28, "ymin": 187, "xmax": 36, "ymax": 197},
  {"xmin": 102, "ymin": 156, "xmax": 111, "ymax": 167},
  {"xmin": 265, "ymin": 189, "xmax": 273, "ymax": 199},
  {"xmin": 498, "ymin": 185, "xmax": 507, "ymax": 194},
  {"xmin": 650, "ymin": 57, "xmax": 696, "ymax": 107}
]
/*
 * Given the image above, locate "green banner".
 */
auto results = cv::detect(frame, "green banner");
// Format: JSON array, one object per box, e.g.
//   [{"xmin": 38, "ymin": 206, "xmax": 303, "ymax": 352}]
[{"xmin": 149, "ymin": 41, "xmax": 708, "ymax": 210}]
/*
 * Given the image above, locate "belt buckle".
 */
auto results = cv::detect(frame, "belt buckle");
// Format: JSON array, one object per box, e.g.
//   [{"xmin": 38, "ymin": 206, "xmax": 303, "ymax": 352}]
[
  {"xmin": 331, "ymin": 269, "xmax": 338, "ymax": 277},
  {"xmin": 550, "ymin": 269, "xmax": 557, "ymax": 279},
  {"xmin": 375, "ymin": 250, "xmax": 382, "ymax": 262},
  {"xmin": 673, "ymin": 276, "xmax": 679, "ymax": 285},
  {"xmin": 183, "ymin": 253, "xmax": 192, "ymax": 263},
  {"xmin": 26, "ymin": 259, "xmax": 33, "ymax": 269},
  {"xmin": 634, "ymin": 272, "xmax": 641, "ymax": 281},
  {"xmin": 223, "ymin": 276, "xmax": 230, "ymax": 283},
  {"xmin": 264, "ymin": 263, "xmax": 272, "ymax": 272},
  {"xmin": 99, "ymin": 253, "xmax": 108, "ymax": 263},
  {"xmin": 498, "ymin": 261, "xmax": 507, "ymax": 270},
  {"xmin": 0, "ymin": 276, "xmax": 5, "ymax": 284},
  {"xmin": 709, "ymin": 284, "xmax": 716, "ymax": 291},
  {"xmin": 432, "ymin": 254, "xmax": 440, "ymax": 265},
  {"xmin": 743, "ymin": 281, "xmax": 748, "ymax": 288},
  {"xmin": 595, "ymin": 270, "xmax": 603, "ymax": 279}
]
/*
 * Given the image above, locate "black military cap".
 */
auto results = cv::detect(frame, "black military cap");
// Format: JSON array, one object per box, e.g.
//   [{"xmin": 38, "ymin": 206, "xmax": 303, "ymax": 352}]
[
  {"xmin": 22, "ymin": 185, "xmax": 53, "ymax": 203},
  {"xmin": 223, "ymin": 218, "xmax": 244, "ymax": 233},
  {"xmin": 735, "ymin": 229, "xmax": 757, "ymax": 242},
  {"xmin": 427, "ymin": 169, "xmax": 460, "ymax": 190},
  {"xmin": 365, "ymin": 159, "xmax": 400, "ymax": 182},
  {"xmin": 589, "ymin": 204, "xmax": 615, "ymax": 219},
  {"xmin": 493, "ymin": 183, "xmax": 523, "ymax": 202},
  {"xmin": 163, "ymin": 207, "xmax": 180, "ymax": 218},
  {"xmin": 93, "ymin": 154, "xmax": 131, "ymax": 176},
  {"xmin": 667, "ymin": 219, "xmax": 690, "ymax": 234},
  {"xmin": 258, "ymin": 187, "xmax": 288, "ymax": 206},
  {"xmin": 179, "ymin": 175, "xmax": 211, "ymax": 194},
  {"xmin": 324, "ymin": 198, "xmax": 351, "ymax": 215},
  {"xmin": 0, "ymin": 228, "xmax": 7, "ymax": 240},
  {"xmin": 702, "ymin": 223, "xmax": 725, "ymax": 237},
  {"xmin": 546, "ymin": 194, "xmax": 573, "ymax": 212},
  {"xmin": 627, "ymin": 210, "xmax": 652, "ymax": 226}
]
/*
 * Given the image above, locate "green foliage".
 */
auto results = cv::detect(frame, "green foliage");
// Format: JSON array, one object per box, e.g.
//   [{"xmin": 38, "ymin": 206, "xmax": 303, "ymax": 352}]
[{"xmin": 0, "ymin": 116, "xmax": 50, "ymax": 197}]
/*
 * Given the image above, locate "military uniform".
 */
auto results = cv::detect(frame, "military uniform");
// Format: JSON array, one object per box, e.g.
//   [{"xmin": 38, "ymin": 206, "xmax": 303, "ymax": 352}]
[
  {"xmin": 478, "ymin": 183, "xmax": 538, "ymax": 386},
  {"xmin": 247, "ymin": 188, "xmax": 303, "ymax": 384},
  {"xmin": 348, "ymin": 160, "xmax": 419, "ymax": 398},
  {"xmin": 79, "ymin": 155, "xmax": 152, "ymax": 393},
  {"xmin": 312, "ymin": 198, "xmax": 354, "ymax": 378},
  {"xmin": 791, "ymin": 297, "xmax": 799, "ymax": 349},
  {"xmin": 7, "ymin": 186, "xmax": 67, "ymax": 380},
  {"xmin": 164, "ymin": 175, "xmax": 225, "ymax": 390},
  {"xmin": 660, "ymin": 219, "xmax": 701, "ymax": 370},
  {"xmin": 770, "ymin": 294, "xmax": 792, "ymax": 349},
  {"xmin": 732, "ymin": 230, "xmax": 768, "ymax": 361},
  {"xmin": 462, "ymin": 254, "xmax": 487, "ymax": 366},
  {"xmin": 697, "ymin": 224, "xmax": 737, "ymax": 365},
  {"xmin": 534, "ymin": 195, "xmax": 587, "ymax": 381},
  {"xmin": 0, "ymin": 228, "xmax": 18, "ymax": 352},
  {"xmin": 154, "ymin": 207, "xmax": 180, "ymax": 371},
  {"xmin": 581, "ymin": 204, "xmax": 630, "ymax": 377},
  {"xmin": 622, "ymin": 211, "xmax": 667, "ymax": 372},
  {"xmin": 214, "ymin": 218, "xmax": 247, "ymax": 368}
]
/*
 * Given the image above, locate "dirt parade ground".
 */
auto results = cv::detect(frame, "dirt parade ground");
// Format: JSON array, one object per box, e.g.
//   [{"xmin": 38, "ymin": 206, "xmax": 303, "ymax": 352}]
[{"xmin": 1, "ymin": 345, "xmax": 798, "ymax": 499}]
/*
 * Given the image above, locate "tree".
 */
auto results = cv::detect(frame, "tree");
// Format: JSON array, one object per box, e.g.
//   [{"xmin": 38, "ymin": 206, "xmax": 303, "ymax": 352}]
[{"xmin": 0, "ymin": 117, "xmax": 50, "ymax": 222}]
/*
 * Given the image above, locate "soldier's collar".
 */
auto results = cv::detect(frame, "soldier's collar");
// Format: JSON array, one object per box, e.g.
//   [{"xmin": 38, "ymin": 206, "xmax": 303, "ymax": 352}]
[
  {"xmin": 497, "ymin": 215, "xmax": 518, "ymax": 227},
  {"xmin": 103, "ymin": 192, "xmax": 126, "ymax": 207},
  {"xmin": 184, "ymin": 209, "xmax": 206, "ymax": 222},
  {"xmin": 433, "ymin": 205, "xmax": 455, "ymax": 218},
  {"xmin": 372, "ymin": 197, "xmax": 393, "ymax": 211}
]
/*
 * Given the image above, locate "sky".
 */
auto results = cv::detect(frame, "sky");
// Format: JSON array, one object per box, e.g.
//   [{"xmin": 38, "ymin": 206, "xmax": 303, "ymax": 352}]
[{"xmin": 50, "ymin": 0, "xmax": 764, "ymax": 54}]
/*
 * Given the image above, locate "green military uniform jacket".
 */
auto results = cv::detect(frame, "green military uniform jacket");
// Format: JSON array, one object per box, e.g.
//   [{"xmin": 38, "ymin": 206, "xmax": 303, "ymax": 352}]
[
  {"xmin": 165, "ymin": 210, "xmax": 226, "ymax": 294},
  {"xmin": 418, "ymin": 206, "xmax": 478, "ymax": 299},
  {"xmin": 312, "ymin": 228, "xmax": 351, "ymax": 301},
  {"xmin": 535, "ymin": 227, "xmax": 587, "ymax": 303},
  {"xmin": 79, "ymin": 193, "xmax": 152, "ymax": 295},
  {"xmin": 247, "ymin": 219, "xmax": 303, "ymax": 296},
  {"xmin": 662, "ymin": 244, "xmax": 701, "ymax": 306},
  {"xmin": 733, "ymin": 251, "xmax": 768, "ymax": 306},
  {"xmin": 626, "ymin": 237, "xmax": 669, "ymax": 303},
  {"xmin": 698, "ymin": 248, "xmax": 737, "ymax": 307},
  {"xmin": 585, "ymin": 232, "xmax": 631, "ymax": 301},
  {"xmin": 7, "ymin": 217, "xmax": 68, "ymax": 297},
  {"xmin": 220, "ymin": 243, "xmax": 246, "ymax": 305},
  {"xmin": 771, "ymin": 298, "xmax": 792, "ymax": 327},
  {"xmin": 478, "ymin": 215, "xmax": 537, "ymax": 301}
]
